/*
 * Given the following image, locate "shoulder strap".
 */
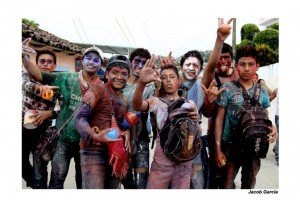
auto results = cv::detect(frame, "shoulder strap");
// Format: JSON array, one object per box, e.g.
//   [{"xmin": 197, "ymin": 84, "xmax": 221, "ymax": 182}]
[
  {"xmin": 56, "ymin": 105, "xmax": 80, "ymax": 134},
  {"xmin": 179, "ymin": 80, "xmax": 197, "ymax": 98},
  {"xmin": 233, "ymin": 80, "xmax": 261, "ymax": 107},
  {"xmin": 151, "ymin": 97, "xmax": 172, "ymax": 149},
  {"xmin": 215, "ymin": 74, "xmax": 222, "ymax": 89}
]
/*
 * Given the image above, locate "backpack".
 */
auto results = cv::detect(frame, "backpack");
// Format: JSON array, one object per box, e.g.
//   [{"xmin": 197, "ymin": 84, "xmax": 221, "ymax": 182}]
[
  {"xmin": 158, "ymin": 97, "xmax": 202, "ymax": 163},
  {"xmin": 233, "ymin": 81, "xmax": 272, "ymax": 158}
]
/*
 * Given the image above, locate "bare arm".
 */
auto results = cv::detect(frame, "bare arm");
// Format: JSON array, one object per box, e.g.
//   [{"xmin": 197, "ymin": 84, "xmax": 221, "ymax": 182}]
[
  {"xmin": 214, "ymin": 106, "xmax": 227, "ymax": 167},
  {"xmin": 202, "ymin": 18, "xmax": 233, "ymax": 88},
  {"xmin": 133, "ymin": 56, "xmax": 161, "ymax": 111},
  {"xmin": 22, "ymin": 38, "xmax": 43, "ymax": 82}
]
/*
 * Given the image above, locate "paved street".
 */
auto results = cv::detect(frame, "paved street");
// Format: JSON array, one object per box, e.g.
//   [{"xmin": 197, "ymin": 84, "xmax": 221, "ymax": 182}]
[{"xmin": 22, "ymin": 109, "xmax": 279, "ymax": 189}]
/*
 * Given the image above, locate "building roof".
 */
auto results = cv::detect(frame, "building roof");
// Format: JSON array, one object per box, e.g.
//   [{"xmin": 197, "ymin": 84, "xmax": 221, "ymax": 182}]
[
  {"xmin": 74, "ymin": 43, "xmax": 136, "ymax": 56},
  {"xmin": 22, "ymin": 23, "xmax": 83, "ymax": 55},
  {"xmin": 22, "ymin": 23, "xmax": 136, "ymax": 56}
]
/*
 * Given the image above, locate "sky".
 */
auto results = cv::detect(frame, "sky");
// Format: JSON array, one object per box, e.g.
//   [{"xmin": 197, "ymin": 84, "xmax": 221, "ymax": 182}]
[{"xmin": 29, "ymin": 17, "xmax": 265, "ymax": 58}]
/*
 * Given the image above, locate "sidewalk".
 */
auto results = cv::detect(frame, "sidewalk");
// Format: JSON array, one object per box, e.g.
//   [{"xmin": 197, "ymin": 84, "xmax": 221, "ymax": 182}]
[{"xmin": 22, "ymin": 115, "xmax": 279, "ymax": 189}]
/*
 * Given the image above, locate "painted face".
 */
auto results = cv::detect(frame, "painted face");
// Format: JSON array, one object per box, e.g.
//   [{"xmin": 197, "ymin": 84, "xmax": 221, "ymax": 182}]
[
  {"xmin": 160, "ymin": 69, "xmax": 180, "ymax": 94},
  {"xmin": 83, "ymin": 52, "xmax": 101, "ymax": 74},
  {"xmin": 131, "ymin": 56, "xmax": 148, "ymax": 77},
  {"xmin": 236, "ymin": 57, "xmax": 259, "ymax": 81},
  {"xmin": 37, "ymin": 54, "xmax": 56, "ymax": 72},
  {"xmin": 217, "ymin": 53, "xmax": 232, "ymax": 76},
  {"xmin": 106, "ymin": 66, "xmax": 129, "ymax": 90},
  {"xmin": 182, "ymin": 57, "xmax": 201, "ymax": 80}
]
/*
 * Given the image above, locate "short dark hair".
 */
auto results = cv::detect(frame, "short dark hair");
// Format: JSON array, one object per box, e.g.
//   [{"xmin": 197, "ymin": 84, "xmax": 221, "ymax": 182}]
[
  {"xmin": 129, "ymin": 48, "xmax": 151, "ymax": 62},
  {"xmin": 222, "ymin": 43, "xmax": 233, "ymax": 58},
  {"xmin": 36, "ymin": 49, "xmax": 57, "ymax": 64},
  {"xmin": 160, "ymin": 65, "xmax": 180, "ymax": 79},
  {"xmin": 235, "ymin": 45, "xmax": 259, "ymax": 64},
  {"xmin": 180, "ymin": 50, "xmax": 203, "ymax": 68}
]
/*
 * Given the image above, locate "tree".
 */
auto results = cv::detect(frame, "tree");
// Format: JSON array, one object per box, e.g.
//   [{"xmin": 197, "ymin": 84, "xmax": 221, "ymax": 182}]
[
  {"xmin": 270, "ymin": 22, "xmax": 279, "ymax": 31},
  {"xmin": 253, "ymin": 29, "xmax": 279, "ymax": 52},
  {"xmin": 22, "ymin": 18, "xmax": 39, "ymax": 28},
  {"xmin": 241, "ymin": 24, "xmax": 260, "ymax": 41}
]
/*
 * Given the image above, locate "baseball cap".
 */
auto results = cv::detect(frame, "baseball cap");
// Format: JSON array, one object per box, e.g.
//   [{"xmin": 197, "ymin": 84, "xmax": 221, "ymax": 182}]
[
  {"xmin": 83, "ymin": 46, "xmax": 104, "ymax": 62},
  {"xmin": 106, "ymin": 55, "xmax": 131, "ymax": 73}
]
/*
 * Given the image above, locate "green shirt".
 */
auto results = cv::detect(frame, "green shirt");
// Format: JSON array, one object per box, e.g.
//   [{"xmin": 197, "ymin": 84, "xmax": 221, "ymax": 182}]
[{"xmin": 42, "ymin": 72, "xmax": 81, "ymax": 146}]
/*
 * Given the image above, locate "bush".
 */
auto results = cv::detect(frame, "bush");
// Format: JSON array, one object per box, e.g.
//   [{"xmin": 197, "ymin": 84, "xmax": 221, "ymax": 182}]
[
  {"xmin": 255, "ymin": 44, "xmax": 278, "ymax": 66},
  {"xmin": 236, "ymin": 39, "xmax": 255, "ymax": 51},
  {"xmin": 253, "ymin": 29, "xmax": 279, "ymax": 52},
  {"xmin": 241, "ymin": 24, "xmax": 260, "ymax": 41},
  {"xmin": 270, "ymin": 22, "xmax": 279, "ymax": 31}
]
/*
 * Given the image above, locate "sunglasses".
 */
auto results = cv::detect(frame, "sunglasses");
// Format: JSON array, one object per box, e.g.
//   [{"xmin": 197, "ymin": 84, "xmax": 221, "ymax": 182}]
[{"xmin": 39, "ymin": 59, "xmax": 53, "ymax": 65}]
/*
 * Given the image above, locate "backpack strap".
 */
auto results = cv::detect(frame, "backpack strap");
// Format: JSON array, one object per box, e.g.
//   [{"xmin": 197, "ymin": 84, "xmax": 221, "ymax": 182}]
[
  {"xmin": 179, "ymin": 80, "xmax": 197, "ymax": 98},
  {"xmin": 151, "ymin": 98, "xmax": 172, "ymax": 149},
  {"xmin": 215, "ymin": 74, "xmax": 222, "ymax": 89},
  {"xmin": 232, "ymin": 80, "xmax": 261, "ymax": 107}
]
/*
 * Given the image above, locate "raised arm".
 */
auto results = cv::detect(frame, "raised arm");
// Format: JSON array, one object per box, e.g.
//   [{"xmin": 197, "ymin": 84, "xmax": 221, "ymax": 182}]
[
  {"xmin": 22, "ymin": 38, "xmax": 43, "ymax": 82},
  {"xmin": 202, "ymin": 18, "xmax": 233, "ymax": 88},
  {"xmin": 133, "ymin": 56, "xmax": 161, "ymax": 111}
]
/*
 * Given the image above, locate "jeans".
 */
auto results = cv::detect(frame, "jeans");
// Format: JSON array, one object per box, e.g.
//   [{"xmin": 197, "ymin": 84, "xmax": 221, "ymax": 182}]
[
  {"xmin": 49, "ymin": 142, "xmax": 82, "ymax": 189},
  {"xmin": 32, "ymin": 150, "xmax": 49, "ymax": 189},
  {"xmin": 80, "ymin": 149, "xmax": 121, "ymax": 189},
  {"xmin": 273, "ymin": 115, "xmax": 279, "ymax": 162},
  {"xmin": 190, "ymin": 151, "xmax": 205, "ymax": 189},
  {"xmin": 146, "ymin": 160, "xmax": 192, "ymax": 189},
  {"xmin": 22, "ymin": 127, "xmax": 48, "ymax": 189},
  {"xmin": 122, "ymin": 140, "xmax": 149, "ymax": 189},
  {"xmin": 220, "ymin": 143, "xmax": 261, "ymax": 189}
]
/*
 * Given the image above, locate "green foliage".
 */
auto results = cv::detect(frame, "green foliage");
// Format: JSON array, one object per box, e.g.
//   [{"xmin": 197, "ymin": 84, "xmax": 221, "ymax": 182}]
[
  {"xmin": 255, "ymin": 44, "xmax": 278, "ymax": 67},
  {"xmin": 270, "ymin": 22, "xmax": 279, "ymax": 31},
  {"xmin": 22, "ymin": 18, "xmax": 39, "ymax": 28},
  {"xmin": 253, "ymin": 29, "xmax": 279, "ymax": 52},
  {"xmin": 241, "ymin": 24, "xmax": 260, "ymax": 41},
  {"xmin": 236, "ymin": 39, "xmax": 255, "ymax": 51}
]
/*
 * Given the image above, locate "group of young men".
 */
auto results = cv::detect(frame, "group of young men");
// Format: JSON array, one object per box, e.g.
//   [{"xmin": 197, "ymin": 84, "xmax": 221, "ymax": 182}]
[{"xmin": 21, "ymin": 18, "xmax": 277, "ymax": 189}]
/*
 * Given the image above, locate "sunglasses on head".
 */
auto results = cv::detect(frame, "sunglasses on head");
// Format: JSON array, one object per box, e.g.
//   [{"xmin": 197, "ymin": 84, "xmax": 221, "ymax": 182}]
[{"xmin": 39, "ymin": 59, "xmax": 53, "ymax": 65}]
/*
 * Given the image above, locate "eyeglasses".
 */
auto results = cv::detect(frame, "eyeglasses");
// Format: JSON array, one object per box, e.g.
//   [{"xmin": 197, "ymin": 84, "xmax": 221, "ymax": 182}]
[
  {"xmin": 84, "ymin": 56, "xmax": 101, "ymax": 64},
  {"xmin": 39, "ymin": 59, "xmax": 53, "ymax": 65},
  {"xmin": 133, "ymin": 58, "xmax": 147, "ymax": 69}
]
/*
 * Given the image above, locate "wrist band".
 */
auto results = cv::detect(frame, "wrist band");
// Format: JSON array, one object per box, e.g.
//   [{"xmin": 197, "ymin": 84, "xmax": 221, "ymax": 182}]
[{"xmin": 155, "ymin": 82, "xmax": 161, "ymax": 90}]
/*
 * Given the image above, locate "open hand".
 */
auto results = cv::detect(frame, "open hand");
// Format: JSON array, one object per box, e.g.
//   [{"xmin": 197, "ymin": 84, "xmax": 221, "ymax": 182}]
[
  {"xmin": 139, "ymin": 55, "xmax": 161, "ymax": 85},
  {"xmin": 22, "ymin": 38, "xmax": 36, "ymax": 56}
]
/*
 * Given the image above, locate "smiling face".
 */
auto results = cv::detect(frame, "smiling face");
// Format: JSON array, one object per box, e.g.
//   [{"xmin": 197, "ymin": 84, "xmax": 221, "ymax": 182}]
[
  {"xmin": 105, "ymin": 66, "xmax": 129, "ymax": 90},
  {"xmin": 82, "ymin": 52, "xmax": 102, "ymax": 75},
  {"xmin": 181, "ymin": 57, "xmax": 201, "ymax": 80}
]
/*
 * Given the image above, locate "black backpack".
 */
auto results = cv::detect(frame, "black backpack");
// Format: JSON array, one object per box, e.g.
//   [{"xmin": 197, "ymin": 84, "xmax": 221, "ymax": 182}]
[
  {"xmin": 158, "ymin": 97, "xmax": 202, "ymax": 163},
  {"xmin": 233, "ymin": 81, "xmax": 272, "ymax": 158}
]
